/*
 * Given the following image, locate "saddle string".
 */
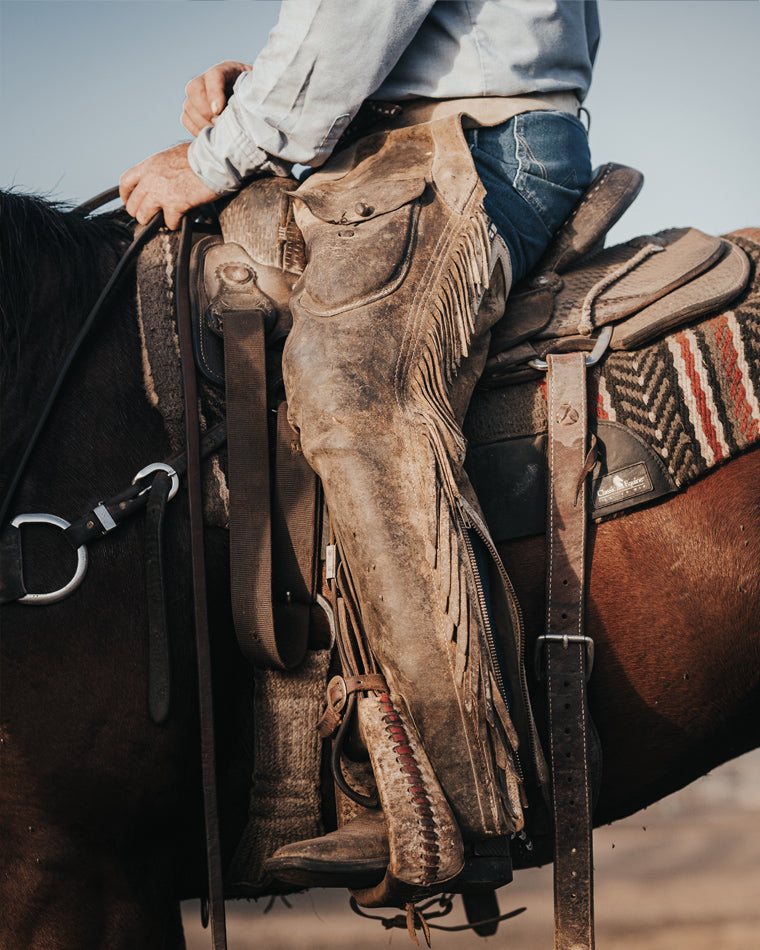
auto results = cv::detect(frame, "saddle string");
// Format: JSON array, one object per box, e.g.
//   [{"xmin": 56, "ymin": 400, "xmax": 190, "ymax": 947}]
[{"xmin": 349, "ymin": 894, "xmax": 527, "ymax": 942}]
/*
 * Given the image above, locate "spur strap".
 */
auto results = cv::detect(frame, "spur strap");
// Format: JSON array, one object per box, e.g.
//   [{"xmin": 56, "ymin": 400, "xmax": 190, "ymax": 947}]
[{"xmin": 542, "ymin": 352, "xmax": 595, "ymax": 950}]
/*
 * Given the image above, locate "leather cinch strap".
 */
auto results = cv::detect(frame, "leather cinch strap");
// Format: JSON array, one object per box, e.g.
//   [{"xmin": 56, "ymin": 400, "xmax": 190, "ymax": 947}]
[{"xmin": 543, "ymin": 352, "xmax": 595, "ymax": 950}]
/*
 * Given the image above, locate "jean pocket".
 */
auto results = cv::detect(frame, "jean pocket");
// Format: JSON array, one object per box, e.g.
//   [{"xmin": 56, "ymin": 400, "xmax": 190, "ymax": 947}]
[{"xmin": 512, "ymin": 111, "xmax": 590, "ymax": 233}]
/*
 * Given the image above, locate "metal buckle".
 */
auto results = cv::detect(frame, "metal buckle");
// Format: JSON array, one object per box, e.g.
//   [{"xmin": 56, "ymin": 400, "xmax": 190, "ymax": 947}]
[
  {"xmin": 131, "ymin": 462, "xmax": 179, "ymax": 500},
  {"xmin": 534, "ymin": 633, "xmax": 595, "ymax": 680},
  {"xmin": 11, "ymin": 513, "xmax": 88, "ymax": 605},
  {"xmin": 326, "ymin": 675, "xmax": 349, "ymax": 714},
  {"xmin": 528, "ymin": 324, "xmax": 613, "ymax": 371}
]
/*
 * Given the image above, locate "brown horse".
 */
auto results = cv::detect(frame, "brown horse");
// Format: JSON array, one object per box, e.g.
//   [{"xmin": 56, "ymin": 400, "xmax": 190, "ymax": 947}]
[{"xmin": 1, "ymin": 192, "xmax": 759, "ymax": 949}]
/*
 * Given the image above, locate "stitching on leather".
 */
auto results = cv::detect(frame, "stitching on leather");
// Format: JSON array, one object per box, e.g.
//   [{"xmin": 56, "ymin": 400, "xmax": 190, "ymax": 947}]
[{"xmin": 378, "ymin": 691, "xmax": 441, "ymax": 885}]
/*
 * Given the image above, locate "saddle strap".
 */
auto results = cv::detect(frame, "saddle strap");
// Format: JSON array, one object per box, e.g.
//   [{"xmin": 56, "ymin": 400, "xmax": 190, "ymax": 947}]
[
  {"xmin": 544, "ymin": 352, "xmax": 595, "ymax": 950},
  {"xmin": 145, "ymin": 471, "xmax": 172, "ymax": 725},
  {"xmin": 224, "ymin": 311, "xmax": 313, "ymax": 669}
]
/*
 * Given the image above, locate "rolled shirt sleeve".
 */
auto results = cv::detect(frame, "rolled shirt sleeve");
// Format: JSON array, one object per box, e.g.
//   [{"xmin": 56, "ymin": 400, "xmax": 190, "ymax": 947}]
[
  {"xmin": 188, "ymin": 0, "xmax": 600, "ymax": 194},
  {"xmin": 188, "ymin": 0, "xmax": 436, "ymax": 193}
]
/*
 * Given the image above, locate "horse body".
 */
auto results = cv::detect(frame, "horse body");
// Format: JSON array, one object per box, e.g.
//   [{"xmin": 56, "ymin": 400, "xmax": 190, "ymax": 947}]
[
  {"xmin": 502, "ymin": 446, "xmax": 760, "ymax": 830},
  {"xmin": 1, "ymin": 194, "xmax": 758, "ymax": 947}
]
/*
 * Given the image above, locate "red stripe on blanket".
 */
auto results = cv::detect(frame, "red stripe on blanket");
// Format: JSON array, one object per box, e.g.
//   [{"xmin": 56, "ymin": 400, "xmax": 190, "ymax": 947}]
[{"xmin": 675, "ymin": 331, "xmax": 725, "ymax": 462}]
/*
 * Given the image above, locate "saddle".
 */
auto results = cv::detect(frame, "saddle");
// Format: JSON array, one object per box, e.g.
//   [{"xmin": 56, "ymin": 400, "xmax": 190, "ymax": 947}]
[
  {"xmin": 485, "ymin": 163, "xmax": 750, "ymax": 382},
  {"xmin": 190, "ymin": 165, "xmax": 753, "ymax": 554},
  {"xmin": 466, "ymin": 165, "xmax": 752, "ymax": 541}
]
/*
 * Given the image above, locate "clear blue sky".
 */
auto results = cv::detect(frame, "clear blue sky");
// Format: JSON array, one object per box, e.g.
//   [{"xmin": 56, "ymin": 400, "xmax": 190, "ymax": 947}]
[{"xmin": 1, "ymin": 0, "xmax": 758, "ymax": 244}]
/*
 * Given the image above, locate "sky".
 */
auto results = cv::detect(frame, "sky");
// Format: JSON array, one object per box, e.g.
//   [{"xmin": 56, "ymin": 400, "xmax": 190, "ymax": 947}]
[{"xmin": 1, "ymin": 0, "xmax": 758, "ymax": 245}]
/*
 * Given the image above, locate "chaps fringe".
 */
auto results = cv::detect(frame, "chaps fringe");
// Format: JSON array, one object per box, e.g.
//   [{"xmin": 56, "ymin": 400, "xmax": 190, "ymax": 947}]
[{"xmin": 401, "ymin": 202, "xmax": 522, "ymax": 830}]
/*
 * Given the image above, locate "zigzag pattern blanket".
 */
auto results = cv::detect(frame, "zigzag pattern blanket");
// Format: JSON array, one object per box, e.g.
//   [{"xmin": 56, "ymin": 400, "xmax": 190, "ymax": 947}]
[{"xmin": 465, "ymin": 234, "xmax": 760, "ymax": 494}]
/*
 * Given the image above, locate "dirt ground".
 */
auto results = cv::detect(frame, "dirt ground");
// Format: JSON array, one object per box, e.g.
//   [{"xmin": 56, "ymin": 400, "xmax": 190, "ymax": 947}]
[{"xmin": 182, "ymin": 749, "xmax": 760, "ymax": 949}]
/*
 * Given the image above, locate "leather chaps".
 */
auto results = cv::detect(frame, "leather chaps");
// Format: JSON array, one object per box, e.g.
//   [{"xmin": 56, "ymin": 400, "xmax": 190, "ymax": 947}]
[{"xmin": 283, "ymin": 114, "xmax": 525, "ymax": 859}]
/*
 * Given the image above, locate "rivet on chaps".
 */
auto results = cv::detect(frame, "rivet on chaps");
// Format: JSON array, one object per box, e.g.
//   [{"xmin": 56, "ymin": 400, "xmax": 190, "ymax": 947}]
[{"xmin": 281, "ymin": 116, "xmax": 524, "ymax": 903}]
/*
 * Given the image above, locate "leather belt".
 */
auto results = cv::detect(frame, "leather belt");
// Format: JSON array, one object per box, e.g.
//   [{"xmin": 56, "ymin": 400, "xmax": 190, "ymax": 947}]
[{"xmin": 223, "ymin": 308, "xmax": 315, "ymax": 670}]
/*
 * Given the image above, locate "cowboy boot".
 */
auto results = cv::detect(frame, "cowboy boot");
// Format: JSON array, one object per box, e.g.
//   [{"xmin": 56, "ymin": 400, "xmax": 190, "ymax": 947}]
[{"xmin": 264, "ymin": 808, "xmax": 389, "ymax": 889}]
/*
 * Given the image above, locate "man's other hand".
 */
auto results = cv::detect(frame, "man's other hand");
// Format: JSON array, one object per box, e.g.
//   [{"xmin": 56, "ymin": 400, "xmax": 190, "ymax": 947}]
[
  {"xmin": 182, "ymin": 60, "xmax": 252, "ymax": 136},
  {"xmin": 119, "ymin": 143, "xmax": 220, "ymax": 230}
]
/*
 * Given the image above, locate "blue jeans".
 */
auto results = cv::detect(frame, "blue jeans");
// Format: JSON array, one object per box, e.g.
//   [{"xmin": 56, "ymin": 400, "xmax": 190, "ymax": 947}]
[{"xmin": 467, "ymin": 110, "xmax": 592, "ymax": 283}]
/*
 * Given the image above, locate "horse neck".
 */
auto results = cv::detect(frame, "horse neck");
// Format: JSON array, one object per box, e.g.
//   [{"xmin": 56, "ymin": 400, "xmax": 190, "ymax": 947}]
[{"xmin": 0, "ymin": 207, "xmax": 166, "ymax": 517}]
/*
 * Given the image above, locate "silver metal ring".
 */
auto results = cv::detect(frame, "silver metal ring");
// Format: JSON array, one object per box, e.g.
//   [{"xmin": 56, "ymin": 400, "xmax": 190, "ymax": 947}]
[
  {"xmin": 11, "ymin": 513, "xmax": 88, "ymax": 605},
  {"xmin": 132, "ymin": 462, "xmax": 179, "ymax": 501},
  {"xmin": 528, "ymin": 325, "xmax": 613, "ymax": 372}
]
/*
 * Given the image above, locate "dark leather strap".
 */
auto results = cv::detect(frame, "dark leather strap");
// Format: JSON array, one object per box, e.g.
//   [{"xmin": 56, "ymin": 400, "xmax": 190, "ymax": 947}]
[
  {"xmin": 145, "ymin": 471, "xmax": 172, "ymax": 725},
  {"xmin": 271, "ymin": 402, "xmax": 318, "ymax": 652},
  {"xmin": 0, "ymin": 526, "xmax": 27, "ymax": 601},
  {"xmin": 224, "ymin": 313, "xmax": 311, "ymax": 669},
  {"xmin": 544, "ymin": 351, "xmax": 595, "ymax": 950},
  {"xmin": 223, "ymin": 307, "xmax": 275, "ymax": 665},
  {"xmin": 177, "ymin": 218, "xmax": 227, "ymax": 950}
]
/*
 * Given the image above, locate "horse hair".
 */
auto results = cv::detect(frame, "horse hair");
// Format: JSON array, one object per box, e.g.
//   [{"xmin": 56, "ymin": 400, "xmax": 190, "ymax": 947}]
[{"xmin": 0, "ymin": 190, "xmax": 131, "ymax": 382}]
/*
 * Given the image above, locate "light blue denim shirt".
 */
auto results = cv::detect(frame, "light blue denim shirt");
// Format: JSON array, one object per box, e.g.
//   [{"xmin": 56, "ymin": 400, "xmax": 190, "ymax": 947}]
[{"xmin": 189, "ymin": 0, "xmax": 600, "ymax": 194}]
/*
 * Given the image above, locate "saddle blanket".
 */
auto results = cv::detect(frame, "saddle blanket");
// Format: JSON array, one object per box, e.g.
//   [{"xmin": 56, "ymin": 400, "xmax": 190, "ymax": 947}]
[{"xmin": 465, "ymin": 234, "xmax": 760, "ymax": 540}]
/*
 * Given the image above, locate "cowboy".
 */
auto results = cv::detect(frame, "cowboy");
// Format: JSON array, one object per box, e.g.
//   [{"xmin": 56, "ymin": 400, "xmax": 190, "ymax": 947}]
[{"xmin": 120, "ymin": 0, "xmax": 599, "ymax": 900}]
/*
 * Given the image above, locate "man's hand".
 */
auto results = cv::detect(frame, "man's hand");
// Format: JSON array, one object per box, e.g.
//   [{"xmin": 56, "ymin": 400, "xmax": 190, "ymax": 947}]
[
  {"xmin": 182, "ymin": 60, "xmax": 252, "ymax": 136},
  {"xmin": 119, "ymin": 143, "xmax": 220, "ymax": 230}
]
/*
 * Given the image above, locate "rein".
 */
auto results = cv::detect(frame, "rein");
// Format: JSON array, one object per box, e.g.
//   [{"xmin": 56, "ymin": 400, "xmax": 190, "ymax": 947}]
[{"xmin": 176, "ymin": 215, "xmax": 228, "ymax": 950}]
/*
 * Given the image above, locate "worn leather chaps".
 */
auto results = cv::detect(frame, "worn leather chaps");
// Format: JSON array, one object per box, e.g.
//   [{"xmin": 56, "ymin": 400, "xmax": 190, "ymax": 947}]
[{"xmin": 283, "ymin": 114, "xmax": 525, "ymax": 865}]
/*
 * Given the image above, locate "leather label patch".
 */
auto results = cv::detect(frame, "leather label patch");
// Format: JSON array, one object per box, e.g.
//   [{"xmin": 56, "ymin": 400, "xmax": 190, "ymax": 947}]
[{"xmin": 593, "ymin": 462, "xmax": 653, "ymax": 509}]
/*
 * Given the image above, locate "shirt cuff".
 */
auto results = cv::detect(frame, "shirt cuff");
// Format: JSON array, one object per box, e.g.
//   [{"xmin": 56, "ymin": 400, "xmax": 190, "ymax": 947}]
[{"xmin": 187, "ymin": 106, "xmax": 270, "ymax": 195}]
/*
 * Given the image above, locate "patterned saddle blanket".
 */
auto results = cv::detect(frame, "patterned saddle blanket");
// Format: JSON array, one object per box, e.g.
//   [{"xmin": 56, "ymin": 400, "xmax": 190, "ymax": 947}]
[{"xmin": 465, "ymin": 232, "xmax": 760, "ymax": 540}]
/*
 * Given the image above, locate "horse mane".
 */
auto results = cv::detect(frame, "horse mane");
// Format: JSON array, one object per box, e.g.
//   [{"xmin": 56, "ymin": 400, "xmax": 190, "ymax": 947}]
[{"xmin": 0, "ymin": 190, "xmax": 132, "ymax": 379}]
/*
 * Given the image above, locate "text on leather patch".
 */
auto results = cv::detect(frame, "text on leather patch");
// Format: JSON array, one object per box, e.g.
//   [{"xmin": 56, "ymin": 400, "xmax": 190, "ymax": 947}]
[{"xmin": 593, "ymin": 462, "xmax": 654, "ymax": 509}]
